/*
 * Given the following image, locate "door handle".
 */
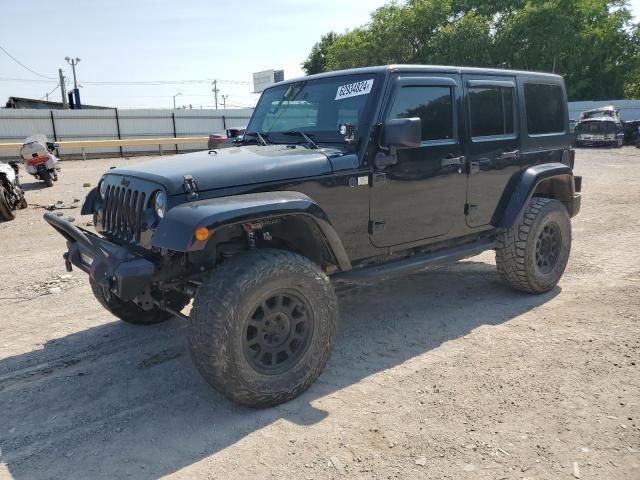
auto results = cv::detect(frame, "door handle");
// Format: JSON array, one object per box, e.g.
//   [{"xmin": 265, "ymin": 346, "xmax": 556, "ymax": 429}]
[
  {"xmin": 441, "ymin": 155, "xmax": 465, "ymax": 167},
  {"xmin": 499, "ymin": 150, "xmax": 520, "ymax": 160}
]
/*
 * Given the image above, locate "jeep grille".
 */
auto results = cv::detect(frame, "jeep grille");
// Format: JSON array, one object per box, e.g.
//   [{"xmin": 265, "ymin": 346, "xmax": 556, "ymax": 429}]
[{"xmin": 102, "ymin": 185, "xmax": 147, "ymax": 243}]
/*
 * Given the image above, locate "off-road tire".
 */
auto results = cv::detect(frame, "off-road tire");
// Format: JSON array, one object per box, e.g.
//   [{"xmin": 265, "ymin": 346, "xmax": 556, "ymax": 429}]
[
  {"xmin": 89, "ymin": 278, "xmax": 190, "ymax": 325},
  {"xmin": 0, "ymin": 185, "xmax": 16, "ymax": 221},
  {"xmin": 44, "ymin": 177, "xmax": 54, "ymax": 187},
  {"xmin": 189, "ymin": 249, "xmax": 338, "ymax": 408},
  {"xmin": 19, "ymin": 195, "xmax": 28, "ymax": 209},
  {"xmin": 496, "ymin": 197, "xmax": 571, "ymax": 294}
]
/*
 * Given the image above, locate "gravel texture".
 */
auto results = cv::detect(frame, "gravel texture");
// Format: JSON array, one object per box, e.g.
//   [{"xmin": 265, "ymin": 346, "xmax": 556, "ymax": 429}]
[{"xmin": 0, "ymin": 148, "xmax": 638, "ymax": 479}]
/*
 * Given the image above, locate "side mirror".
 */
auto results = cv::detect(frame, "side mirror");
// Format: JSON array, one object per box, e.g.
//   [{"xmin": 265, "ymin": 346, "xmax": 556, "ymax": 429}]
[
  {"xmin": 375, "ymin": 118, "xmax": 422, "ymax": 168},
  {"xmin": 383, "ymin": 117, "xmax": 421, "ymax": 149}
]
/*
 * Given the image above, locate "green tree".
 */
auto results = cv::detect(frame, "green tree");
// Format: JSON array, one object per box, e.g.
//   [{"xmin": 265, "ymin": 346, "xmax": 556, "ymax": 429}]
[
  {"xmin": 302, "ymin": 32, "xmax": 338, "ymax": 75},
  {"xmin": 302, "ymin": 0, "xmax": 640, "ymax": 100}
]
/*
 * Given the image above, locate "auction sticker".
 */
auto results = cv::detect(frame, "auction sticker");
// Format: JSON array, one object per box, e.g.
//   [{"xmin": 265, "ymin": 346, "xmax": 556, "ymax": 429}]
[{"xmin": 335, "ymin": 79, "xmax": 374, "ymax": 100}]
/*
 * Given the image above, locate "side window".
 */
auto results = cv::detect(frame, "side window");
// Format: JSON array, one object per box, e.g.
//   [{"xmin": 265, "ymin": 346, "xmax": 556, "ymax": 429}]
[
  {"xmin": 388, "ymin": 86, "xmax": 454, "ymax": 142},
  {"xmin": 524, "ymin": 83, "xmax": 565, "ymax": 135},
  {"xmin": 468, "ymin": 86, "xmax": 515, "ymax": 138}
]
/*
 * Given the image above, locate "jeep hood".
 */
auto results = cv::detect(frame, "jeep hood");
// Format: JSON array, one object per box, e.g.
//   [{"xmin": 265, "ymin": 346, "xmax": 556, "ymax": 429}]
[{"xmin": 108, "ymin": 145, "xmax": 335, "ymax": 195}]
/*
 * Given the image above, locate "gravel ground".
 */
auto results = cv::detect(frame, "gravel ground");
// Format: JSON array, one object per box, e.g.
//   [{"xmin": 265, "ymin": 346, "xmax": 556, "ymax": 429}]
[{"xmin": 0, "ymin": 148, "xmax": 638, "ymax": 479}]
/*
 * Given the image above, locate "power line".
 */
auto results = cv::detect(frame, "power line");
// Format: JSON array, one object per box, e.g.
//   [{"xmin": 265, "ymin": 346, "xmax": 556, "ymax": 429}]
[
  {"xmin": 0, "ymin": 76, "xmax": 253, "ymax": 86},
  {"xmin": 79, "ymin": 78, "xmax": 252, "ymax": 86},
  {"xmin": 0, "ymin": 44, "xmax": 57, "ymax": 80},
  {"xmin": 0, "ymin": 76, "xmax": 57, "ymax": 84},
  {"xmin": 39, "ymin": 84, "xmax": 60, "ymax": 101}
]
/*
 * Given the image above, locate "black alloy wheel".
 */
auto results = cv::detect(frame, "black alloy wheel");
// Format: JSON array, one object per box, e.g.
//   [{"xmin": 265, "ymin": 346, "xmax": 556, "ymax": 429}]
[
  {"xmin": 243, "ymin": 290, "xmax": 314, "ymax": 375},
  {"xmin": 535, "ymin": 223, "xmax": 561, "ymax": 274}
]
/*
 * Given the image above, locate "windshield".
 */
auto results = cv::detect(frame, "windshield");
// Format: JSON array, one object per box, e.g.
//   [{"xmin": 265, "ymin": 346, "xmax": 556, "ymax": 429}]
[{"xmin": 246, "ymin": 74, "xmax": 377, "ymax": 144}]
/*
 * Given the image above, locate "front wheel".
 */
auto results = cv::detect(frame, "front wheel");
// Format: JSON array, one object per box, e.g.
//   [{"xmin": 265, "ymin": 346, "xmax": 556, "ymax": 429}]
[
  {"xmin": 189, "ymin": 249, "xmax": 338, "ymax": 408},
  {"xmin": 495, "ymin": 197, "xmax": 571, "ymax": 294}
]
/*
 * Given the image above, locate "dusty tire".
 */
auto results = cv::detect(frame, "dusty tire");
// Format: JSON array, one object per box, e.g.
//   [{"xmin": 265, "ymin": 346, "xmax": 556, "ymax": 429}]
[
  {"xmin": 19, "ymin": 195, "xmax": 28, "ymax": 209},
  {"xmin": 189, "ymin": 249, "xmax": 338, "ymax": 408},
  {"xmin": 89, "ymin": 278, "xmax": 189, "ymax": 325},
  {"xmin": 45, "ymin": 177, "xmax": 54, "ymax": 187},
  {"xmin": 0, "ymin": 186, "xmax": 16, "ymax": 221},
  {"xmin": 496, "ymin": 197, "xmax": 571, "ymax": 294}
]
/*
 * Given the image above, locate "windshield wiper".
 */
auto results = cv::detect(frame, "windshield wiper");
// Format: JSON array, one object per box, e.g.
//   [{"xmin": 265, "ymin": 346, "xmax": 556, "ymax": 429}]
[
  {"xmin": 245, "ymin": 131, "xmax": 269, "ymax": 146},
  {"xmin": 283, "ymin": 130, "xmax": 318, "ymax": 149}
]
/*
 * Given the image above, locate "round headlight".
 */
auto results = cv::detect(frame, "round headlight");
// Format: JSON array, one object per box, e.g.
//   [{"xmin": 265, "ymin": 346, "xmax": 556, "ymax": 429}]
[
  {"xmin": 99, "ymin": 180, "xmax": 107, "ymax": 199},
  {"xmin": 153, "ymin": 191, "xmax": 167, "ymax": 218}
]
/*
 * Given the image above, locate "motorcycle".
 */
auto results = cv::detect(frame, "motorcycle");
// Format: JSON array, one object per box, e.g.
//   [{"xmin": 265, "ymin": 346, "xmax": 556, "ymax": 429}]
[
  {"xmin": 20, "ymin": 135, "xmax": 60, "ymax": 187},
  {"xmin": 0, "ymin": 161, "xmax": 27, "ymax": 221}
]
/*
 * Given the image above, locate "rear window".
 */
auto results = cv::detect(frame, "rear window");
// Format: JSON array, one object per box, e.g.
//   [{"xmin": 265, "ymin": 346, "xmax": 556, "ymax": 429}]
[
  {"xmin": 524, "ymin": 83, "xmax": 565, "ymax": 135},
  {"xmin": 468, "ymin": 86, "xmax": 515, "ymax": 138}
]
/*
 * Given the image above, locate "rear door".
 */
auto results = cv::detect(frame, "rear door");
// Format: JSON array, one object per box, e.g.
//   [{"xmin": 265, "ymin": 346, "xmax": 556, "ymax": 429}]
[{"xmin": 463, "ymin": 75, "xmax": 521, "ymax": 227}]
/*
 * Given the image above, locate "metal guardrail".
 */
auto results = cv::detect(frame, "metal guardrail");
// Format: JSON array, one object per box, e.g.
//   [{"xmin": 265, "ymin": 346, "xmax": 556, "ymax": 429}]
[{"xmin": 0, "ymin": 136, "xmax": 209, "ymax": 159}]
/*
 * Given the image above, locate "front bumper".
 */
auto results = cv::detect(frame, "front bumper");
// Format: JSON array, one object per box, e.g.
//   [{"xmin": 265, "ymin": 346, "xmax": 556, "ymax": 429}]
[
  {"xmin": 43, "ymin": 212, "xmax": 155, "ymax": 301},
  {"xmin": 576, "ymin": 140, "xmax": 618, "ymax": 147}
]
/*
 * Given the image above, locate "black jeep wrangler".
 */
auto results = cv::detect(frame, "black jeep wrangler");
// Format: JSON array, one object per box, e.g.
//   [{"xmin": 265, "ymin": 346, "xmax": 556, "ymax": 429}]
[{"xmin": 45, "ymin": 65, "xmax": 582, "ymax": 407}]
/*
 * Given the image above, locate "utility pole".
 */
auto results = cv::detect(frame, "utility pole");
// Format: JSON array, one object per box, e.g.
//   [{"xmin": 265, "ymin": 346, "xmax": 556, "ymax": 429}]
[
  {"xmin": 211, "ymin": 80, "xmax": 219, "ymax": 110},
  {"xmin": 173, "ymin": 92, "xmax": 182, "ymax": 109},
  {"xmin": 58, "ymin": 68, "xmax": 68, "ymax": 109},
  {"xmin": 221, "ymin": 94, "xmax": 228, "ymax": 110},
  {"xmin": 65, "ymin": 56, "xmax": 81, "ymax": 109}
]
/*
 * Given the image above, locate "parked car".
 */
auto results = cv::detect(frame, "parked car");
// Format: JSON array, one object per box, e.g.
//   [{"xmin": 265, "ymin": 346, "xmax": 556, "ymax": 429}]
[
  {"xmin": 45, "ymin": 65, "xmax": 581, "ymax": 408},
  {"xmin": 623, "ymin": 119, "xmax": 640, "ymax": 145},
  {"xmin": 207, "ymin": 128, "xmax": 246, "ymax": 150},
  {"xmin": 574, "ymin": 105, "xmax": 624, "ymax": 147}
]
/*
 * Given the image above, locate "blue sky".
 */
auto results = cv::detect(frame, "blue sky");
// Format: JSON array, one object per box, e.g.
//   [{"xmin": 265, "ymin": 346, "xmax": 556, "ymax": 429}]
[{"xmin": 0, "ymin": 0, "xmax": 638, "ymax": 109}]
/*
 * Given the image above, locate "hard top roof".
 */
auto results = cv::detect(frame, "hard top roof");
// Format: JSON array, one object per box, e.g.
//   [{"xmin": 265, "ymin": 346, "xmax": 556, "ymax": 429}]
[{"xmin": 267, "ymin": 64, "xmax": 563, "ymax": 90}]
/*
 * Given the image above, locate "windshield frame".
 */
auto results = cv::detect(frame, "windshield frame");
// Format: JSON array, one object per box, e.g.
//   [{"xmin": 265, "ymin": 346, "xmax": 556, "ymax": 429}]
[{"xmin": 245, "ymin": 72, "xmax": 382, "ymax": 146}]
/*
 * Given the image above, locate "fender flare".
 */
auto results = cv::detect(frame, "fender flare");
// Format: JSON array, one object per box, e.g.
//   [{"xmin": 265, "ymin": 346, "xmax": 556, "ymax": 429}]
[
  {"xmin": 152, "ymin": 191, "xmax": 351, "ymax": 271},
  {"xmin": 80, "ymin": 187, "xmax": 99, "ymax": 215},
  {"xmin": 498, "ymin": 163, "xmax": 574, "ymax": 229}
]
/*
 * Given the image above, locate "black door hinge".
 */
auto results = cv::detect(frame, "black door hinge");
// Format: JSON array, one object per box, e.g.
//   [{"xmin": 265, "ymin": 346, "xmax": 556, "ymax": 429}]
[
  {"xmin": 368, "ymin": 219, "xmax": 386, "ymax": 235},
  {"xmin": 464, "ymin": 203, "xmax": 478, "ymax": 215},
  {"xmin": 183, "ymin": 175, "xmax": 199, "ymax": 201}
]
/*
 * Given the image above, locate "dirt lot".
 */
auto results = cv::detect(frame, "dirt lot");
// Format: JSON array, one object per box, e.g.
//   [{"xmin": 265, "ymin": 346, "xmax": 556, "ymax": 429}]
[{"xmin": 0, "ymin": 148, "xmax": 639, "ymax": 480}]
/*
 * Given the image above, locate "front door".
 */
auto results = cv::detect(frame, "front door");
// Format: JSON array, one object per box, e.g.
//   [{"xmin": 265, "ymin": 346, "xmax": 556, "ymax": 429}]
[
  {"xmin": 369, "ymin": 74, "xmax": 467, "ymax": 248},
  {"xmin": 462, "ymin": 75, "xmax": 521, "ymax": 227}
]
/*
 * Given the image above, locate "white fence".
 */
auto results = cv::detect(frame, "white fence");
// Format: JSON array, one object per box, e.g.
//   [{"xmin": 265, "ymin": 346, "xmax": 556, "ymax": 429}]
[{"xmin": 0, "ymin": 108, "xmax": 254, "ymax": 159}]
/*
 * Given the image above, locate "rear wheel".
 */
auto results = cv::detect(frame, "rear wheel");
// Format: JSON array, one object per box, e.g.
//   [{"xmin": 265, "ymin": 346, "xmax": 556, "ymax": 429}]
[
  {"xmin": 189, "ymin": 249, "xmax": 338, "ymax": 408},
  {"xmin": 495, "ymin": 197, "xmax": 571, "ymax": 294},
  {"xmin": 89, "ymin": 278, "xmax": 190, "ymax": 325},
  {"xmin": 0, "ymin": 185, "xmax": 16, "ymax": 221}
]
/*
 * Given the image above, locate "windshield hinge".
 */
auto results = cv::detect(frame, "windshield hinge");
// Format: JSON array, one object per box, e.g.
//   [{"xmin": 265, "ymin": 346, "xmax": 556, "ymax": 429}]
[{"xmin": 183, "ymin": 175, "xmax": 199, "ymax": 201}]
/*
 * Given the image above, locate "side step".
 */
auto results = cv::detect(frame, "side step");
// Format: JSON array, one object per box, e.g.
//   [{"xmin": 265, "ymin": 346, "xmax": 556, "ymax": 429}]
[{"xmin": 332, "ymin": 238, "xmax": 496, "ymax": 284}]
